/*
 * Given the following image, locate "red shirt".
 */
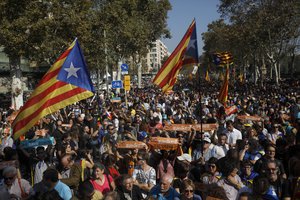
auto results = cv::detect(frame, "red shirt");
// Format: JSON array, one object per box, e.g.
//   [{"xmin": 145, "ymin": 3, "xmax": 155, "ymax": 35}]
[{"xmin": 90, "ymin": 175, "xmax": 113, "ymax": 195}]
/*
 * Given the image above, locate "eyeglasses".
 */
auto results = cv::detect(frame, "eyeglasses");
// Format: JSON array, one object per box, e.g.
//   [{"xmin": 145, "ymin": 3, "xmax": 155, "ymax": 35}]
[
  {"xmin": 4, "ymin": 176, "xmax": 15, "ymax": 180},
  {"xmin": 208, "ymin": 164, "xmax": 216, "ymax": 168},
  {"xmin": 185, "ymin": 189, "xmax": 193, "ymax": 193},
  {"xmin": 177, "ymin": 135, "xmax": 183, "ymax": 138}
]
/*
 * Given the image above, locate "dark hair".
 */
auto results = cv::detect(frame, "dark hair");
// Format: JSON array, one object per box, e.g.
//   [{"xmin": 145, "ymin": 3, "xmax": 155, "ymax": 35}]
[
  {"xmin": 104, "ymin": 191, "xmax": 120, "ymax": 200},
  {"xmin": 77, "ymin": 180, "xmax": 95, "ymax": 198},
  {"xmin": 181, "ymin": 179, "xmax": 195, "ymax": 191},
  {"xmin": 38, "ymin": 190, "xmax": 63, "ymax": 200},
  {"xmin": 137, "ymin": 151, "xmax": 149, "ymax": 161},
  {"xmin": 252, "ymin": 176, "xmax": 269, "ymax": 197},
  {"xmin": 205, "ymin": 183, "xmax": 229, "ymax": 200},
  {"xmin": 36, "ymin": 146, "xmax": 45, "ymax": 152},
  {"xmin": 43, "ymin": 168, "xmax": 59, "ymax": 182},
  {"xmin": 207, "ymin": 157, "xmax": 218, "ymax": 165},
  {"xmin": 220, "ymin": 160, "xmax": 238, "ymax": 177},
  {"xmin": 121, "ymin": 174, "xmax": 133, "ymax": 185},
  {"xmin": 93, "ymin": 163, "xmax": 105, "ymax": 173}
]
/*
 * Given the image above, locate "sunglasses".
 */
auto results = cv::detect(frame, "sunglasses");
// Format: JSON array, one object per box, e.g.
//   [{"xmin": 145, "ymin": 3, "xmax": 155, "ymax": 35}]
[
  {"xmin": 208, "ymin": 164, "xmax": 216, "ymax": 168},
  {"xmin": 185, "ymin": 189, "xmax": 193, "ymax": 193},
  {"xmin": 4, "ymin": 176, "xmax": 15, "ymax": 180},
  {"xmin": 109, "ymin": 128, "xmax": 114, "ymax": 130}
]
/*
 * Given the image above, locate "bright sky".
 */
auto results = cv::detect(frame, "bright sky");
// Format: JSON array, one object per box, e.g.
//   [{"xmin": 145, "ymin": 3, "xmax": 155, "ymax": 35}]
[{"xmin": 161, "ymin": 0, "xmax": 221, "ymax": 55}]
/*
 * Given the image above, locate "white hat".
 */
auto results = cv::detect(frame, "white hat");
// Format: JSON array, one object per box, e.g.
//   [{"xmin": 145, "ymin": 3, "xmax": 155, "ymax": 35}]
[
  {"xmin": 203, "ymin": 137, "xmax": 211, "ymax": 143},
  {"xmin": 203, "ymin": 132, "xmax": 210, "ymax": 138},
  {"xmin": 177, "ymin": 153, "xmax": 192, "ymax": 163}
]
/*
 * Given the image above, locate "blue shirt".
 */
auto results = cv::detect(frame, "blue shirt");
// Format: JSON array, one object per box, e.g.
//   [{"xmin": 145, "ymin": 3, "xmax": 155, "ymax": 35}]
[
  {"xmin": 149, "ymin": 185, "xmax": 180, "ymax": 200},
  {"xmin": 54, "ymin": 180, "xmax": 72, "ymax": 200}
]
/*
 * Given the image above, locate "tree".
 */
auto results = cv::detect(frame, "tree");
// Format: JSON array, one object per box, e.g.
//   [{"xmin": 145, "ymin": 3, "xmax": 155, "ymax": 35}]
[{"xmin": 0, "ymin": 0, "xmax": 95, "ymax": 109}]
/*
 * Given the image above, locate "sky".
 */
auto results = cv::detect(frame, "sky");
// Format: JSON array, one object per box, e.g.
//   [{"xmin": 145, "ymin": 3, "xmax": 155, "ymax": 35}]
[{"xmin": 161, "ymin": 0, "xmax": 221, "ymax": 54}]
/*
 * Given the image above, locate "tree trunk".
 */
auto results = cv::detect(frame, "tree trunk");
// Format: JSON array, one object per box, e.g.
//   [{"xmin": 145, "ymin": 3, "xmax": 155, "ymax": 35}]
[
  {"xmin": 274, "ymin": 63, "xmax": 279, "ymax": 85},
  {"xmin": 138, "ymin": 63, "xmax": 142, "ymax": 88},
  {"xmin": 10, "ymin": 56, "xmax": 23, "ymax": 110}
]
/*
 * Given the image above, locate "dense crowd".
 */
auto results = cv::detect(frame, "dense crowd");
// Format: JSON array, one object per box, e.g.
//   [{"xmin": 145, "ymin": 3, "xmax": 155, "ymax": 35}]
[{"xmin": 0, "ymin": 79, "xmax": 299, "ymax": 200}]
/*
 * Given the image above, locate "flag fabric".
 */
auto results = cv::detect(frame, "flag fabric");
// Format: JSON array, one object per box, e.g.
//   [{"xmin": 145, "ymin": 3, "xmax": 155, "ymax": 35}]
[
  {"xmin": 212, "ymin": 51, "xmax": 233, "ymax": 66},
  {"xmin": 218, "ymin": 65, "xmax": 229, "ymax": 105},
  {"xmin": 205, "ymin": 68, "xmax": 211, "ymax": 82},
  {"xmin": 12, "ymin": 39, "xmax": 94, "ymax": 140},
  {"xmin": 153, "ymin": 19, "xmax": 199, "ymax": 92}
]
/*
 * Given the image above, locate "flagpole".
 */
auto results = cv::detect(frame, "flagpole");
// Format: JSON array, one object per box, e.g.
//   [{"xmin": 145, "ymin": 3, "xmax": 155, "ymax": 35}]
[{"xmin": 197, "ymin": 62, "xmax": 204, "ymax": 160}]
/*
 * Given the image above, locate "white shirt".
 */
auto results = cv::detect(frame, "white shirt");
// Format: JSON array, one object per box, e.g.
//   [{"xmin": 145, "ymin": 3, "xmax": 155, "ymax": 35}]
[
  {"xmin": 226, "ymin": 128, "xmax": 242, "ymax": 146},
  {"xmin": 34, "ymin": 161, "xmax": 48, "ymax": 184},
  {"xmin": 211, "ymin": 144, "xmax": 229, "ymax": 159}
]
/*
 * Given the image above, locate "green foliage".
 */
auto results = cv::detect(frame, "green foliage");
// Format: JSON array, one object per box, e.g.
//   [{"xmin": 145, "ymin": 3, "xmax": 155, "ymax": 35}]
[
  {"xmin": 202, "ymin": 0, "xmax": 300, "ymax": 78},
  {"xmin": 0, "ymin": 0, "xmax": 171, "ymax": 72}
]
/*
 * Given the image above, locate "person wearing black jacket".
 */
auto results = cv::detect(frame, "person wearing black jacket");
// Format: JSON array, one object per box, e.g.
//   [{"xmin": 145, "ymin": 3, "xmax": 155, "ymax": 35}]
[{"xmin": 117, "ymin": 174, "xmax": 144, "ymax": 200}]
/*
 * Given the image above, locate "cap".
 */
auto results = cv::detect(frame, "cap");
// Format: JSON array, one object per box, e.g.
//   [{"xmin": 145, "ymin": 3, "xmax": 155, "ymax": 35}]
[
  {"xmin": 177, "ymin": 154, "xmax": 192, "ymax": 163},
  {"xmin": 203, "ymin": 137, "xmax": 211, "ymax": 143},
  {"xmin": 203, "ymin": 132, "xmax": 210, "ymax": 138}
]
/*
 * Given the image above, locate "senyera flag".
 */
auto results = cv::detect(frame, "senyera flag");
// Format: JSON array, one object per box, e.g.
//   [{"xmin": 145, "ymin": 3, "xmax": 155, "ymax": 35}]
[
  {"xmin": 218, "ymin": 65, "xmax": 229, "ymax": 105},
  {"xmin": 12, "ymin": 39, "xmax": 95, "ymax": 140},
  {"xmin": 153, "ymin": 19, "xmax": 199, "ymax": 93}
]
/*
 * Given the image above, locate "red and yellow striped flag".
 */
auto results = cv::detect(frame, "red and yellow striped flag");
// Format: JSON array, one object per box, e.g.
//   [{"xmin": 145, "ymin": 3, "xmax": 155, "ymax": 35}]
[
  {"xmin": 12, "ymin": 39, "xmax": 94, "ymax": 140},
  {"xmin": 218, "ymin": 65, "xmax": 229, "ymax": 105},
  {"xmin": 153, "ymin": 20, "xmax": 198, "ymax": 92}
]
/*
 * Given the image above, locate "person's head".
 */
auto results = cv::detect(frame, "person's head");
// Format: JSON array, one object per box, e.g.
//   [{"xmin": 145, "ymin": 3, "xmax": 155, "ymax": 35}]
[
  {"xmin": 84, "ymin": 126, "xmax": 90, "ymax": 133},
  {"xmin": 205, "ymin": 183, "xmax": 229, "ymax": 200},
  {"xmin": 203, "ymin": 137, "xmax": 211, "ymax": 149},
  {"xmin": 160, "ymin": 174, "xmax": 173, "ymax": 193},
  {"xmin": 238, "ymin": 192, "xmax": 253, "ymax": 200},
  {"xmin": 252, "ymin": 176, "xmax": 270, "ymax": 197},
  {"xmin": 226, "ymin": 120, "xmax": 234, "ymax": 132},
  {"xmin": 43, "ymin": 168, "xmax": 59, "ymax": 189},
  {"xmin": 36, "ymin": 146, "xmax": 47, "ymax": 161},
  {"xmin": 226, "ymin": 149, "xmax": 239, "ymax": 160},
  {"xmin": 176, "ymin": 132, "xmax": 184, "ymax": 145},
  {"xmin": 62, "ymin": 132, "xmax": 71, "ymax": 143},
  {"xmin": 77, "ymin": 180, "xmax": 96, "ymax": 200},
  {"xmin": 137, "ymin": 151, "xmax": 149, "ymax": 167},
  {"xmin": 206, "ymin": 157, "xmax": 218, "ymax": 174},
  {"xmin": 93, "ymin": 163, "xmax": 105, "ymax": 179},
  {"xmin": 107, "ymin": 124, "xmax": 115, "ymax": 135},
  {"xmin": 60, "ymin": 154, "xmax": 75, "ymax": 169},
  {"xmin": 181, "ymin": 179, "xmax": 195, "ymax": 199},
  {"xmin": 221, "ymin": 160, "xmax": 238, "ymax": 178},
  {"xmin": 218, "ymin": 133, "xmax": 227, "ymax": 146},
  {"xmin": 265, "ymin": 160, "xmax": 279, "ymax": 182},
  {"xmin": 122, "ymin": 174, "xmax": 133, "ymax": 192},
  {"xmin": 242, "ymin": 160, "xmax": 253, "ymax": 176},
  {"xmin": 247, "ymin": 128, "xmax": 257, "ymax": 139},
  {"xmin": 248, "ymin": 139, "xmax": 259, "ymax": 153},
  {"xmin": 265, "ymin": 144, "xmax": 276, "ymax": 159},
  {"xmin": 2, "ymin": 166, "xmax": 17, "ymax": 186},
  {"xmin": 103, "ymin": 191, "xmax": 120, "ymax": 200},
  {"xmin": 39, "ymin": 190, "xmax": 63, "ymax": 200}
]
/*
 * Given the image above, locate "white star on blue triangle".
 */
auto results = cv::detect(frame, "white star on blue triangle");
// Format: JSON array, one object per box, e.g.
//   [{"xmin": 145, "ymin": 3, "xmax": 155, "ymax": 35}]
[{"xmin": 64, "ymin": 62, "xmax": 80, "ymax": 79}]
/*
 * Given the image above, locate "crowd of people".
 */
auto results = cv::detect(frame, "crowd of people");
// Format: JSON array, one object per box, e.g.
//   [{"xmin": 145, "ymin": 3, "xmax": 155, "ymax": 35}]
[{"xmin": 0, "ymin": 78, "xmax": 299, "ymax": 200}]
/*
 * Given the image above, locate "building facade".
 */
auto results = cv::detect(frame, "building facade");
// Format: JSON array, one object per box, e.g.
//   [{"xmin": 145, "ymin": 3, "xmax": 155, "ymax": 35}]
[{"xmin": 145, "ymin": 40, "xmax": 169, "ymax": 73}]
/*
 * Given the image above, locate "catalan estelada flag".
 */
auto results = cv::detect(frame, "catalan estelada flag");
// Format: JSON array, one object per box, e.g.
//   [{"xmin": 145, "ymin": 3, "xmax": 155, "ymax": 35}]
[
  {"xmin": 212, "ymin": 51, "xmax": 233, "ymax": 66},
  {"xmin": 218, "ymin": 65, "xmax": 229, "ymax": 105},
  {"xmin": 153, "ymin": 19, "xmax": 199, "ymax": 92},
  {"xmin": 12, "ymin": 39, "xmax": 95, "ymax": 140}
]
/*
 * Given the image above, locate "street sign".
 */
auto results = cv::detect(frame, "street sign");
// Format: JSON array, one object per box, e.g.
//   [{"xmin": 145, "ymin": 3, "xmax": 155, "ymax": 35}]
[
  {"xmin": 121, "ymin": 63, "xmax": 129, "ymax": 72},
  {"xmin": 121, "ymin": 63, "xmax": 129, "ymax": 75},
  {"xmin": 111, "ymin": 80, "xmax": 123, "ymax": 89},
  {"xmin": 124, "ymin": 75, "xmax": 130, "ymax": 91}
]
